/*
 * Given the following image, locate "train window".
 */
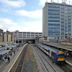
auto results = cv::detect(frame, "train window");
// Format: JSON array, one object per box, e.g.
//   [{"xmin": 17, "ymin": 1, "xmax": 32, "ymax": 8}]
[
  {"xmin": 51, "ymin": 52, "xmax": 57, "ymax": 58},
  {"xmin": 44, "ymin": 49, "xmax": 50, "ymax": 53},
  {"xmin": 52, "ymin": 52, "xmax": 55, "ymax": 56},
  {"xmin": 47, "ymin": 50, "xmax": 50, "ymax": 53},
  {"xmin": 58, "ymin": 54, "xmax": 64, "ymax": 58}
]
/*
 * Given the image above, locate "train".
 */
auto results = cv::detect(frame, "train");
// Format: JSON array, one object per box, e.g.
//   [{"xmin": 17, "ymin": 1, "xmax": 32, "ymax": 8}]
[{"xmin": 37, "ymin": 43, "xmax": 65, "ymax": 64}]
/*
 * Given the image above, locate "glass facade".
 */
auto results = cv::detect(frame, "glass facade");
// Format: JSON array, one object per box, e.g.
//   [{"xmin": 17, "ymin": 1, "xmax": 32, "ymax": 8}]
[
  {"xmin": 47, "ymin": 3, "xmax": 72, "ymax": 39},
  {"xmin": 60, "ymin": 6, "xmax": 72, "ymax": 39},
  {"xmin": 48, "ymin": 4, "xmax": 60, "ymax": 38},
  {"xmin": 43, "ymin": 2, "xmax": 72, "ymax": 40}
]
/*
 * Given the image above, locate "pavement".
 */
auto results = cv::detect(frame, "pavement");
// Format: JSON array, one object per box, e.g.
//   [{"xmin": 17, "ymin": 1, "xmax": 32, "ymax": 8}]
[
  {"xmin": 65, "ymin": 57, "xmax": 72, "ymax": 66},
  {"xmin": 2, "ymin": 45, "xmax": 23, "ymax": 72},
  {"xmin": 0, "ymin": 51, "xmax": 16, "ymax": 72}
]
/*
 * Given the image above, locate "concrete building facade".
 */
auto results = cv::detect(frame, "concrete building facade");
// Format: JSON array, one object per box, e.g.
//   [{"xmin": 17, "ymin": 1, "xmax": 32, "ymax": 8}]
[
  {"xmin": 43, "ymin": 2, "xmax": 72, "ymax": 41},
  {"xmin": 4, "ymin": 31, "xmax": 13, "ymax": 43},
  {"xmin": 13, "ymin": 31, "xmax": 42, "ymax": 43},
  {"xmin": 0, "ymin": 29, "xmax": 4, "ymax": 43}
]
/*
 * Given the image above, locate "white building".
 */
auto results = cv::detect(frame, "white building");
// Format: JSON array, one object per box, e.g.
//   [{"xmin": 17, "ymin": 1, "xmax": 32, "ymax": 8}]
[{"xmin": 13, "ymin": 31, "xmax": 42, "ymax": 43}]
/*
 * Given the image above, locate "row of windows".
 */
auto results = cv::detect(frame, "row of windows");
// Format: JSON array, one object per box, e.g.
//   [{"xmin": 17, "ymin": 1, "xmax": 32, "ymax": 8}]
[
  {"xmin": 48, "ymin": 33, "xmax": 60, "ymax": 36},
  {"xmin": 61, "ymin": 18, "xmax": 71, "ymax": 20},
  {"xmin": 61, "ymin": 21, "xmax": 64, "ymax": 24},
  {"xmin": 48, "ymin": 29, "xmax": 60, "ymax": 32},
  {"xmin": 48, "ymin": 4, "xmax": 60, "ymax": 8},
  {"xmin": 20, "ymin": 32, "xmax": 42, "ymax": 34},
  {"xmin": 68, "ymin": 29, "xmax": 71, "ymax": 32},
  {"xmin": 48, "ymin": 25, "xmax": 60, "ymax": 28},
  {"xmin": 61, "ymin": 21, "xmax": 71, "ymax": 24},
  {"xmin": 61, "ymin": 25, "xmax": 64, "ymax": 27},
  {"xmin": 61, "ymin": 26, "xmax": 64, "ymax": 28},
  {"xmin": 48, "ymin": 15, "xmax": 60, "ymax": 19},
  {"xmin": 48, "ymin": 23, "xmax": 60, "ymax": 26},
  {"xmin": 48, "ymin": 10, "xmax": 59, "ymax": 13},
  {"xmin": 48, "ymin": 28, "xmax": 60, "ymax": 31},
  {"xmin": 61, "ymin": 28, "xmax": 64, "ymax": 31},
  {"xmin": 48, "ymin": 32, "xmax": 60, "ymax": 34},
  {"xmin": 48, "ymin": 17, "xmax": 60, "ymax": 20},
  {"xmin": 48, "ymin": 12, "xmax": 60, "ymax": 15},
  {"xmin": 48, "ymin": 32, "xmax": 60, "ymax": 35},
  {"xmin": 48, "ymin": 9, "xmax": 60, "ymax": 12},
  {"xmin": 48, "ymin": 26, "xmax": 60, "ymax": 28},
  {"xmin": 48, "ymin": 20, "xmax": 60, "ymax": 22}
]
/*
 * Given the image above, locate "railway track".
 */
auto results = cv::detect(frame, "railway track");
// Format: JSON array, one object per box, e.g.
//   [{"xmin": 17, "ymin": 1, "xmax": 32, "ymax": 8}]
[
  {"xmin": 15, "ymin": 45, "xmax": 28, "ymax": 72},
  {"xmin": 36, "ymin": 48, "xmax": 57, "ymax": 72},
  {"xmin": 59, "ymin": 62, "xmax": 72, "ymax": 72},
  {"xmin": 36, "ymin": 48, "xmax": 51, "ymax": 72},
  {"xmin": 35, "ymin": 44, "xmax": 72, "ymax": 72},
  {"xmin": 33, "ymin": 45, "xmax": 60, "ymax": 72},
  {"xmin": 12, "ymin": 44, "xmax": 72, "ymax": 72}
]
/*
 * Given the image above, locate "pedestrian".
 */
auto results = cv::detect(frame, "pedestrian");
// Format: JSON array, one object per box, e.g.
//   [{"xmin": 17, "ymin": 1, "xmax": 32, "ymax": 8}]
[
  {"xmin": 4, "ymin": 55, "xmax": 7, "ymax": 59},
  {"xmin": 13, "ymin": 50, "xmax": 15, "ymax": 54},
  {"xmin": 7, "ymin": 56, "xmax": 10, "ymax": 62}
]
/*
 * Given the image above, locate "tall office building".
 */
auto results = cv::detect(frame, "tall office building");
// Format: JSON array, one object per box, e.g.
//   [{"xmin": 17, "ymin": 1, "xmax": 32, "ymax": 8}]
[{"xmin": 43, "ymin": 2, "xmax": 72, "ymax": 40}]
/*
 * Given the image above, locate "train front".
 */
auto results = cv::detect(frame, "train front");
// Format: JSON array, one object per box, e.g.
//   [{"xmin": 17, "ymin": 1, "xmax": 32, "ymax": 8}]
[{"xmin": 57, "ymin": 51, "xmax": 65, "ymax": 64}]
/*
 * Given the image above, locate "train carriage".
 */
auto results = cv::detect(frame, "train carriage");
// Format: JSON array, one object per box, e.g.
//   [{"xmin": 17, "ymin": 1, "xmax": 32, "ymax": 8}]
[
  {"xmin": 38, "ymin": 44, "xmax": 65, "ymax": 64},
  {"xmin": 51, "ymin": 51, "xmax": 65, "ymax": 63}
]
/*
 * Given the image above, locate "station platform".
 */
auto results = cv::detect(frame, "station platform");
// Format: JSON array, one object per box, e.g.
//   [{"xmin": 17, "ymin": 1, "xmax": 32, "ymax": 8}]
[
  {"xmin": 42, "ymin": 41, "xmax": 72, "ymax": 51},
  {"xmin": 3, "ymin": 44, "xmax": 27, "ymax": 72},
  {"xmin": 65, "ymin": 57, "xmax": 72, "ymax": 66}
]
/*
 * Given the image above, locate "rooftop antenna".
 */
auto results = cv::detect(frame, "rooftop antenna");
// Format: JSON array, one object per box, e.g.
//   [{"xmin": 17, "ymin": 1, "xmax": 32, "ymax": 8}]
[
  {"xmin": 51, "ymin": 0, "xmax": 53, "ymax": 3},
  {"xmin": 69, "ymin": 0, "xmax": 70, "ymax": 5},
  {"xmin": 57, "ymin": 0, "xmax": 59, "ymax": 3},
  {"xmin": 45, "ymin": 0, "xmax": 48, "ymax": 5},
  {"xmin": 62, "ymin": 0, "xmax": 67, "ymax": 3},
  {"xmin": 62, "ymin": 0, "xmax": 67, "ymax": 4},
  {"xmin": 46, "ymin": 0, "xmax": 48, "ymax": 2}
]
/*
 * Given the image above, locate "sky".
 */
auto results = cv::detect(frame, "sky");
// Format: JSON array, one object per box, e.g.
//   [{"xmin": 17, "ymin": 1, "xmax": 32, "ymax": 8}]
[{"xmin": 0, "ymin": 0, "xmax": 72, "ymax": 32}]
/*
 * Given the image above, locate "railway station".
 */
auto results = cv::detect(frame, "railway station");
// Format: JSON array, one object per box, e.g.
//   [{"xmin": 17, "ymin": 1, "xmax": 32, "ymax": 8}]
[
  {"xmin": 0, "ymin": 0, "xmax": 72, "ymax": 72},
  {"xmin": 0, "ymin": 43, "xmax": 71, "ymax": 72}
]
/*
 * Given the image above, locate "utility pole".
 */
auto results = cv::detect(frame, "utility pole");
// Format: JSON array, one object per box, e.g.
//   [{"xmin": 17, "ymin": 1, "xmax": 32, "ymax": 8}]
[
  {"xmin": 62, "ymin": 0, "xmax": 67, "ymax": 3},
  {"xmin": 51, "ymin": 0, "xmax": 53, "ymax": 2},
  {"xmin": 46, "ymin": 0, "xmax": 48, "ymax": 2}
]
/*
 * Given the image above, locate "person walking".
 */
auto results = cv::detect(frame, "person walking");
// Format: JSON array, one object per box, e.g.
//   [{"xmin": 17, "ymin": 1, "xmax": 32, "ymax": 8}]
[{"xmin": 7, "ymin": 56, "xmax": 10, "ymax": 62}]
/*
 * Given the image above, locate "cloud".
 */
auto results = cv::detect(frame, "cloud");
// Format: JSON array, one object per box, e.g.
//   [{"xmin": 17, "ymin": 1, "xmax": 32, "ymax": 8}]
[
  {"xmin": 0, "ymin": 8, "xmax": 8, "ymax": 12},
  {"xmin": 15, "ymin": 9, "xmax": 42, "ymax": 32},
  {"xmin": 0, "ymin": 0, "xmax": 26, "ymax": 8},
  {"xmin": 22, "ymin": 20, "xmax": 42, "ymax": 32},
  {"xmin": 16, "ymin": 9, "xmax": 42, "ymax": 18},
  {"xmin": 0, "ymin": 18, "xmax": 42, "ymax": 32},
  {"xmin": 0, "ymin": 18, "xmax": 18, "ymax": 31},
  {"xmin": 0, "ymin": 0, "xmax": 43, "ymax": 32},
  {"xmin": 39, "ymin": 0, "xmax": 50, "ymax": 7},
  {"xmin": 39, "ymin": 0, "xmax": 61, "ymax": 7}
]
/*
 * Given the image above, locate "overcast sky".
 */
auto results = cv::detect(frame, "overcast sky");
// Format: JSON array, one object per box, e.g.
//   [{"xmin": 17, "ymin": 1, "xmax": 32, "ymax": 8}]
[{"xmin": 0, "ymin": 0, "xmax": 72, "ymax": 32}]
